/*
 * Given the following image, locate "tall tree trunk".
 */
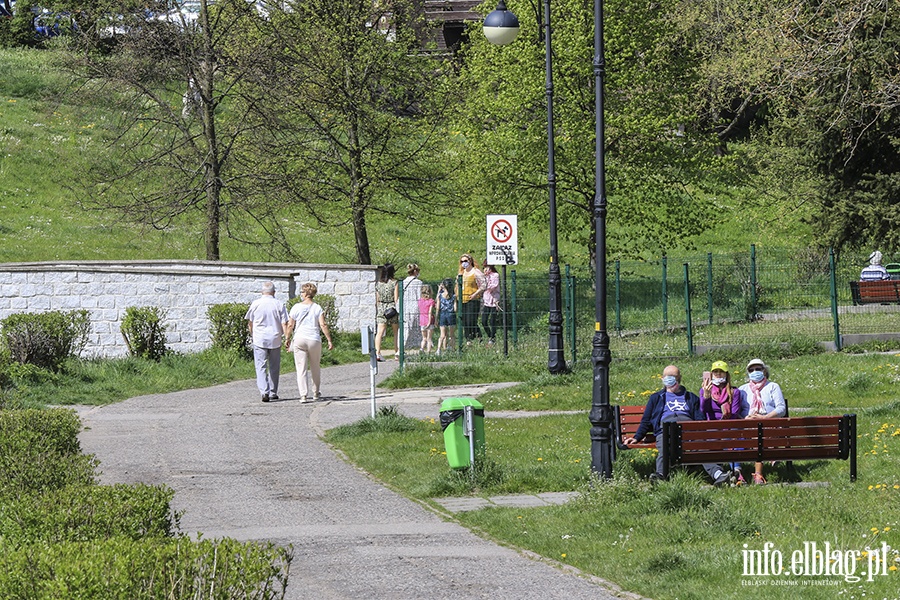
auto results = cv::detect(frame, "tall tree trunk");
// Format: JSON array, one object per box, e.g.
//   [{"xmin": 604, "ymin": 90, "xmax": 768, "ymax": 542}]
[
  {"xmin": 200, "ymin": 0, "xmax": 220, "ymax": 261},
  {"xmin": 348, "ymin": 120, "xmax": 371, "ymax": 264}
]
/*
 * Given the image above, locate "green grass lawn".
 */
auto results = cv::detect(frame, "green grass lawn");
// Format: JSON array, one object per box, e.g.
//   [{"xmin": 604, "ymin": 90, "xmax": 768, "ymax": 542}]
[
  {"xmin": 327, "ymin": 351, "xmax": 900, "ymax": 600},
  {"xmin": 4, "ymin": 332, "xmax": 368, "ymax": 408}
]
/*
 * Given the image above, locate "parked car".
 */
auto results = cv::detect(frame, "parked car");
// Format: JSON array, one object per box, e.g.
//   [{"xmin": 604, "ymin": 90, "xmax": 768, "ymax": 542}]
[{"xmin": 31, "ymin": 6, "xmax": 77, "ymax": 37}]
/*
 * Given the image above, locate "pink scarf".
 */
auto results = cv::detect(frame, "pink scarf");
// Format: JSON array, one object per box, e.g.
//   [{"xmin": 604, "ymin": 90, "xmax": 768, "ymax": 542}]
[
  {"xmin": 707, "ymin": 385, "xmax": 732, "ymax": 418},
  {"xmin": 749, "ymin": 379, "xmax": 768, "ymax": 415}
]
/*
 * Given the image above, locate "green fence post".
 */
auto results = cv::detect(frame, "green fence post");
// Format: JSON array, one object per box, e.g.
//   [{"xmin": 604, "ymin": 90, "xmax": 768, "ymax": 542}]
[
  {"xmin": 511, "ymin": 270, "xmax": 518, "ymax": 346},
  {"xmin": 565, "ymin": 265, "xmax": 576, "ymax": 366},
  {"xmin": 684, "ymin": 262, "xmax": 694, "ymax": 356},
  {"xmin": 662, "ymin": 255, "xmax": 668, "ymax": 328},
  {"xmin": 615, "ymin": 259, "xmax": 621, "ymax": 332},
  {"xmin": 456, "ymin": 274, "xmax": 463, "ymax": 352},
  {"xmin": 707, "ymin": 252, "xmax": 714, "ymax": 325},
  {"xmin": 564, "ymin": 264, "xmax": 571, "ymax": 349},
  {"xmin": 750, "ymin": 244, "xmax": 758, "ymax": 320},
  {"xmin": 830, "ymin": 247, "xmax": 842, "ymax": 351},
  {"xmin": 398, "ymin": 279, "xmax": 405, "ymax": 372}
]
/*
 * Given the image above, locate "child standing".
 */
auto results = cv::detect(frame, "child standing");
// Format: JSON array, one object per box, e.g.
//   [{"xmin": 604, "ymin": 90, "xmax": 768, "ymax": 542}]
[
  {"xmin": 418, "ymin": 285, "xmax": 436, "ymax": 353},
  {"xmin": 436, "ymin": 278, "xmax": 456, "ymax": 355}
]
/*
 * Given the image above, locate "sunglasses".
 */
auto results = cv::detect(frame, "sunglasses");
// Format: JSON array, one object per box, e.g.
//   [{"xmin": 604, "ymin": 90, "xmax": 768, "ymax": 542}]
[{"xmin": 748, "ymin": 366, "xmax": 764, "ymax": 372}]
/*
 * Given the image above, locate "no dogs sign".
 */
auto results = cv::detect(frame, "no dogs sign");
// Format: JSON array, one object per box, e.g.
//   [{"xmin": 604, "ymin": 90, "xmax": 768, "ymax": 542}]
[{"xmin": 486, "ymin": 215, "xmax": 518, "ymax": 265}]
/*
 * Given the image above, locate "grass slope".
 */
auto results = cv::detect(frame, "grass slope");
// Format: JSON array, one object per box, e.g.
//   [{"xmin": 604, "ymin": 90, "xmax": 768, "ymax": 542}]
[{"xmin": 1, "ymin": 46, "xmax": 824, "ymax": 275}]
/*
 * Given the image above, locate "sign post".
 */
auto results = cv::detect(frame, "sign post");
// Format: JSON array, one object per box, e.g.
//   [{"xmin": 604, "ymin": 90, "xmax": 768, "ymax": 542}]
[
  {"xmin": 361, "ymin": 325, "xmax": 377, "ymax": 417},
  {"xmin": 486, "ymin": 215, "xmax": 518, "ymax": 357}
]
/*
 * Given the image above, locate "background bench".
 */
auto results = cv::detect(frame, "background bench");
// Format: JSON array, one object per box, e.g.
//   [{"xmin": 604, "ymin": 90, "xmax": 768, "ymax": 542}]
[
  {"xmin": 661, "ymin": 414, "xmax": 857, "ymax": 482},
  {"xmin": 850, "ymin": 280, "xmax": 900, "ymax": 305}
]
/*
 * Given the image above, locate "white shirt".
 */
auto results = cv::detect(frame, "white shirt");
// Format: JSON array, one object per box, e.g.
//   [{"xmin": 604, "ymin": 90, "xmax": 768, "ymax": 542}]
[
  {"xmin": 245, "ymin": 295, "xmax": 288, "ymax": 349},
  {"xmin": 860, "ymin": 265, "xmax": 890, "ymax": 281},
  {"xmin": 402, "ymin": 276, "xmax": 422, "ymax": 313},
  {"xmin": 289, "ymin": 302, "xmax": 324, "ymax": 343}
]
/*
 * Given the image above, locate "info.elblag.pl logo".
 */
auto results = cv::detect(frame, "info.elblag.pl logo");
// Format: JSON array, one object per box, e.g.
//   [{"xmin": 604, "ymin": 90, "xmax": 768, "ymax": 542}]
[{"xmin": 742, "ymin": 541, "xmax": 897, "ymax": 584}]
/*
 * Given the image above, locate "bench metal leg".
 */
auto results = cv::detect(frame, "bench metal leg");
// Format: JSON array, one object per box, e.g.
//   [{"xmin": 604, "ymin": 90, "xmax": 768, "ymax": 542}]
[{"xmin": 849, "ymin": 414, "xmax": 857, "ymax": 482}]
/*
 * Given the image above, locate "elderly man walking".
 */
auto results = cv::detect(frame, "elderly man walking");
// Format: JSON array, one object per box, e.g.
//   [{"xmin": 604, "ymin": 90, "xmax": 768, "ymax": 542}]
[{"xmin": 245, "ymin": 281, "xmax": 288, "ymax": 402}]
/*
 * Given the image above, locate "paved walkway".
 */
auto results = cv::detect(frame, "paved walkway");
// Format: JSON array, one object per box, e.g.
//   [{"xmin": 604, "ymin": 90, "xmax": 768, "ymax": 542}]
[{"xmin": 75, "ymin": 361, "xmax": 636, "ymax": 600}]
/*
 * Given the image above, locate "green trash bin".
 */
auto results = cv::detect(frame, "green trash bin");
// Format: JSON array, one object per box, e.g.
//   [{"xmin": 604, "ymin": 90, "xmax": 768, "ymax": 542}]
[
  {"xmin": 885, "ymin": 263, "xmax": 900, "ymax": 281},
  {"xmin": 439, "ymin": 397, "xmax": 485, "ymax": 469}
]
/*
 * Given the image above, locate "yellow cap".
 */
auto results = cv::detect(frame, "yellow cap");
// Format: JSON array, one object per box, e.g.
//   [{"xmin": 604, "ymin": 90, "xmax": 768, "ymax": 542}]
[{"xmin": 710, "ymin": 360, "xmax": 729, "ymax": 372}]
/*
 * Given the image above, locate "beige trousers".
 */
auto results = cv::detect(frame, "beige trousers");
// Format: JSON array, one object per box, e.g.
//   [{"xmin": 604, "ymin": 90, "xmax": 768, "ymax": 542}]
[{"xmin": 292, "ymin": 337, "xmax": 322, "ymax": 398}]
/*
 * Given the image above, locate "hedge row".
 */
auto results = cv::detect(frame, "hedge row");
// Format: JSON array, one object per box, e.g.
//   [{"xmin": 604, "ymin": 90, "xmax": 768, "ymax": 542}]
[
  {"xmin": 0, "ymin": 409, "xmax": 96, "ymax": 499},
  {"xmin": 0, "ymin": 537, "xmax": 292, "ymax": 599},
  {"xmin": 0, "ymin": 483, "xmax": 179, "ymax": 546},
  {"xmin": 0, "ymin": 408, "xmax": 293, "ymax": 597}
]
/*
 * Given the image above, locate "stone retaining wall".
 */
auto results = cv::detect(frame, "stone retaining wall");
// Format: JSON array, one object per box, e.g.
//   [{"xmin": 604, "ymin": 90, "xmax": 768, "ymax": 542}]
[{"xmin": 0, "ymin": 261, "xmax": 377, "ymax": 357}]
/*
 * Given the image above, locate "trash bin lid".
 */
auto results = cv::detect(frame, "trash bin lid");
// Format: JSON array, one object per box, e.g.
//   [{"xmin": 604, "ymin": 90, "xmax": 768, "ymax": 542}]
[{"xmin": 440, "ymin": 397, "xmax": 484, "ymax": 411}]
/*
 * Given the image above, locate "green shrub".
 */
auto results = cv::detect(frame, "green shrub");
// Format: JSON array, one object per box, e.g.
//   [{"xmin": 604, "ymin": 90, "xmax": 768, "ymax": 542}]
[
  {"xmin": 0, "ymin": 345, "xmax": 11, "ymax": 390},
  {"xmin": 0, "ymin": 310, "xmax": 90, "ymax": 371},
  {"xmin": 0, "ymin": 537, "xmax": 292, "ymax": 599},
  {"xmin": 0, "ymin": 483, "xmax": 179, "ymax": 545},
  {"xmin": 0, "ymin": 409, "xmax": 97, "ymax": 499},
  {"xmin": 207, "ymin": 303, "xmax": 251, "ymax": 358},
  {"xmin": 0, "ymin": 0, "xmax": 40, "ymax": 48},
  {"xmin": 287, "ymin": 293, "xmax": 339, "ymax": 333},
  {"xmin": 120, "ymin": 306, "xmax": 169, "ymax": 361}
]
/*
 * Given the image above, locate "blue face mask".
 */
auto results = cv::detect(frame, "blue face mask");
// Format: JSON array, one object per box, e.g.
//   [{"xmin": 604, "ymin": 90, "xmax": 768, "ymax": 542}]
[
  {"xmin": 748, "ymin": 370, "xmax": 765, "ymax": 383},
  {"xmin": 461, "ymin": 261, "xmax": 470, "ymax": 269},
  {"xmin": 662, "ymin": 375, "xmax": 678, "ymax": 388}
]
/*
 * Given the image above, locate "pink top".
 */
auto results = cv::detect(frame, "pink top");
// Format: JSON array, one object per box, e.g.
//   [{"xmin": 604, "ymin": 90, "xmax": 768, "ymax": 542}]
[
  {"xmin": 482, "ymin": 271, "xmax": 501, "ymax": 308},
  {"xmin": 418, "ymin": 298, "xmax": 436, "ymax": 327}
]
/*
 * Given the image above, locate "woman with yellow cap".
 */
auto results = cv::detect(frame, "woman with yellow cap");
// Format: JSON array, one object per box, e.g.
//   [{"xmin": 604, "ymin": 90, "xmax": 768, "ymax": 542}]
[
  {"xmin": 699, "ymin": 360, "xmax": 745, "ymax": 420},
  {"xmin": 699, "ymin": 360, "xmax": 747, "ymax": 483}
]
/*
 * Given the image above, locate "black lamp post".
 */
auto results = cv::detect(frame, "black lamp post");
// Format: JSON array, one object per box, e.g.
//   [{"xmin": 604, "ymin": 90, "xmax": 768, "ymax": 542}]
[
  {"xmin": 484, "ymin": 0, "xmax": 566, "ymax": 376},
  {"xmin": 484, "ymin": 0, "xmax": 613, "ymax": 477}
]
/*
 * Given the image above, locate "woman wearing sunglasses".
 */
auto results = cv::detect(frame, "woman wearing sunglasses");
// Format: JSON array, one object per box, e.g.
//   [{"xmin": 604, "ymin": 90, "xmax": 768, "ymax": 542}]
[{"xmin": 739, "ymin": 358, "xmax": 786, "ymax": 484}]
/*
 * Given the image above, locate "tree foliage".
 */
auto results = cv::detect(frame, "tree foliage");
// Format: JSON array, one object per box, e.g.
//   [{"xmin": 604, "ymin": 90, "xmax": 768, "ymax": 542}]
[
  {"xmin": 454, "ymin": 0, "xmax": 724, "ymax": 261},
  {"xmin": 672, "ymin": 0, "xmax": 900, "ymax": 253},
  {"xmin": 236, "ymin": 0, "xmax": 458, "ymax": 265},
  {"xmin": 62, "ymin": 0, "xmax": 274, "ymax": 260}
]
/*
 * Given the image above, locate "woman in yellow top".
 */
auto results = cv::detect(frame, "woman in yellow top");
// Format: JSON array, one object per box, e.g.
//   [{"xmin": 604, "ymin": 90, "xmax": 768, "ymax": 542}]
[{"xmin": 457, "ymin": 253, "xmax": 486, "ymax": 343}]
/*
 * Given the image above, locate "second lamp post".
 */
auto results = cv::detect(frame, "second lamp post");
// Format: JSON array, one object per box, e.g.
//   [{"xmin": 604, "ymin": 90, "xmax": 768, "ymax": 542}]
[{"xmin": 484, "ymin": 0, "xmax": 566, "ymax": 375}]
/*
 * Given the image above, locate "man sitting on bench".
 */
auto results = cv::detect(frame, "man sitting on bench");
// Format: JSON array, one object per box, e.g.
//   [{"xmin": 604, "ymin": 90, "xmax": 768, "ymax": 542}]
[
  {"xmin": 623, "ymin": 364, "xmax": 735, "ymax": 486},
  {"xmin": 860, "ymin": 250, "xmax": 890, "ymax": 281}
]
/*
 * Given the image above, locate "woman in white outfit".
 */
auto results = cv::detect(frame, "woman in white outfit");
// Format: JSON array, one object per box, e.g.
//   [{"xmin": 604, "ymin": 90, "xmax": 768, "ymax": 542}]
[
  {"xmin": 284, "ymin": 282, "xmax": 333, "ymax": 402},
  {"xmin": 402, "ymin": 263, "xmax": 423, "ymax": 350}
]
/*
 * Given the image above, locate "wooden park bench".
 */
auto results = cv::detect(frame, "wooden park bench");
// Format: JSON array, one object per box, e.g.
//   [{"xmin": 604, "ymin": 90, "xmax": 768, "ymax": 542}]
[
  {"xmin": 850, "ymin": 280, "xmax": 900, "ymax": 305},
  {"xmin": 660, "ymin": 414, "xmax": 857, "ymax": 482},
  {"xmin": 614, "ymin": 404, "xmax": 655, "ymax": 452}
]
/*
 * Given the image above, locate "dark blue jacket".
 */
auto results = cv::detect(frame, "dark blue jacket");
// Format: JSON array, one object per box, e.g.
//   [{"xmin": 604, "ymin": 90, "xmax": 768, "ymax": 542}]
[{"xmin": 633, "ymin": 386, "xmax": 703, "ymax": 442}]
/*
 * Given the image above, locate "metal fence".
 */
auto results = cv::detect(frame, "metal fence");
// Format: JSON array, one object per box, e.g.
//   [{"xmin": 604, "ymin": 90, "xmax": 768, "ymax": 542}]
[{"xmin": 395, "ymin": 246, "xmax": 900, "ymax": 367}]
